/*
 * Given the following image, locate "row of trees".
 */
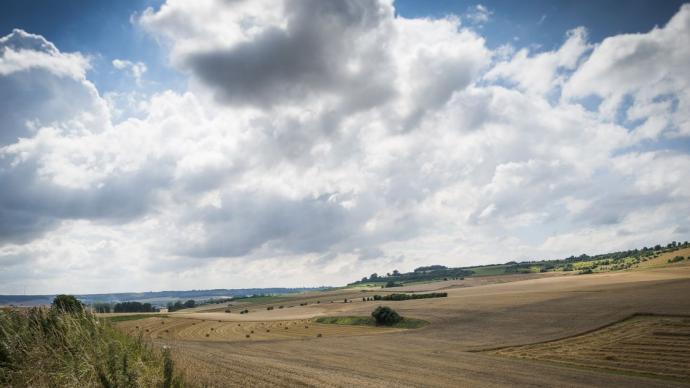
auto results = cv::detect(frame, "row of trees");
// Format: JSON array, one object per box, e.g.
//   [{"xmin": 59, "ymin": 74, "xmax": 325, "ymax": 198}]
[
  {"xmin": 372, "ymin": 292, "xmax": 448, "ymax": 301},
  {"xmin": 167, "ymin": 299, "xmax": 195, "ymax": 312},
  {"xmin": 91, "ymin": 298, "xmax": 213, "ymax": 313},
  {"xmin": 91, "ymin": 301, "xmax": 158, "ymax": 313}
]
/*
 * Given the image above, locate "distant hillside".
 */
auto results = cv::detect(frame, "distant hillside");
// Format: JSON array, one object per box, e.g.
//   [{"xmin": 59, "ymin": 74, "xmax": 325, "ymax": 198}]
[
  {"xmin": 0, "ymin": 287, "xmax": 327, "ymax": 307},
  {"xmin": 350, "ymin": 240, "xmax": 690, "ymax": 286}
]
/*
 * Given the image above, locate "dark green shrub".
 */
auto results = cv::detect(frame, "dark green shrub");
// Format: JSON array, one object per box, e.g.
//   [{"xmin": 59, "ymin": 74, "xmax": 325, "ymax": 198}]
[
  {"xmin": 51, "ymin": 294, "xmax": 83, "ymax": 313},
  {"xmin": 668, "ymin": 256, "xmax": 685, "ymax": 263},
  {"xmin": 371, "ymin": 306, "xmax": 402, "ymax": 326}
]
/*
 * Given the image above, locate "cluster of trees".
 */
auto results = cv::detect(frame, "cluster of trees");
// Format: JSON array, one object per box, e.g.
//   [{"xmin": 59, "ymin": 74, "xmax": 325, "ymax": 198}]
[
  {"xmin": 350, "ymin": 240, "xmax": 689, "ymax": 285},
  {"xmin": 114, "ymin": 301, "xmax": 157, "ymax": 313},
  {"xmin": 92, "ymin": 302, "xmax": 111, "ymax": 313},
  {"xmin": 372, "ymin": 292, "xmax": 448, "ymax": 301},
  {"xmin": 167, "ymin": 299, "xmax": 196, "ymax": 312},
  {"xmin": 498, "ymin": 240, "xmax": 690, "ymax": 274},
  {"xmin": 413, "ymin": 265, "xmax": 448, "ymax": 272},
  {"xmin": 564, "ymin": 241, "xmax": 689, "ymax": 264},
  {"xmin": 204, "ymin": 297, "xmax": 232, "ymax": 304},
  {"xmin": 353, "ymin": 267, "xmax": 472, "ymax": 286},
  {"xmin": 371, "ymin": 306, "xmax": 402, "ymax": 326}
]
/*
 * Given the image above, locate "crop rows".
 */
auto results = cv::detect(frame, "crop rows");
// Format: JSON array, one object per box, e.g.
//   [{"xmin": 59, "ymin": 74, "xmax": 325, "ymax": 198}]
[{"xmin": 491, "ymin": 315, "xmax": 690, "ymax": 380}]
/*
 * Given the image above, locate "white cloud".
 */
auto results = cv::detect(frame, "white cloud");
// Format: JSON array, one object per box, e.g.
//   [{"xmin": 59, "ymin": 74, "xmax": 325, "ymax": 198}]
[
  {"xmin": 465, "ymin": 4, "xmax": 493, "ymax": 25},
  {"xmin": 486, "ymin": 27, "xmax": 591, "ymax": 95},
  {"xmin": 0, "ymin": 29, "xmax": 90, "ymax": 78},
  {"xmin": 1, "ymin": 2, "xmax": 689, "ymax": 293},
  {"xmin": 112, "ymin": 59, "xmax": 147, "ymax": 85},
  {"xmin": 563, "ymin": 4, "xmax": 690, "ymax": 137}
]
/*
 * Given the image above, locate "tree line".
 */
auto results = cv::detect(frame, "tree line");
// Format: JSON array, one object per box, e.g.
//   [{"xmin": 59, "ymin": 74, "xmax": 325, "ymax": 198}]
[
  {"xmin": 371, "ymin": 292, "xmax": 448, "ymax": 301},
  {"xmin": 92, "ymin": 301, "xmax": 158, "ymax": 313}
]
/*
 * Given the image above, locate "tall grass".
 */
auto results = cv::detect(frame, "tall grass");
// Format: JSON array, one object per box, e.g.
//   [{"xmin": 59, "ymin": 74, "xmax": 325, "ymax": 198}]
[{"xmin": 0, "ymin": 307, "xmax": 185, "ymax": 387}]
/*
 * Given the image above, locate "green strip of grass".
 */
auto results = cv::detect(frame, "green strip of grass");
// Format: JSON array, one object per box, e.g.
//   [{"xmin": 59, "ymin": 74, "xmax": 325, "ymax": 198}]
[
  {"xmin": 105, "ymin": 314, "xmax": 168, "ymax": 322},
  {"xmin": 315, "ymin": 316, "xmax": 428, "ymax": 329}
]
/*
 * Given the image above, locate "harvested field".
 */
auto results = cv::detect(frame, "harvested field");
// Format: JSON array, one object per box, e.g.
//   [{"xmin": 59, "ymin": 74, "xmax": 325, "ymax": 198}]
[
  {"xmin": 112, "ymin": 265, "xmax": 690, "ymax": 387},
  {"xmin": 489, "ymin": 314, "xmax": 690, "ymax": 381},
  {"xmin": 117, "ymin": 317, "xmax": 399, "ymax": 342}
]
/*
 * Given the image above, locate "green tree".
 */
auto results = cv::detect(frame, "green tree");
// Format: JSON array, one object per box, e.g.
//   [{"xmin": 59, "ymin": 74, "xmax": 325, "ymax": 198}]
[
  {"xmin": 371, "ymin": 306, "xmax": 402, "ymax": 326},
  {"xmin": 183, "ymin": 299, "xmax": 195, "ymax": 308},
  {"xmin": 92, "ymin": 302, "xmax": 111, "ymax": 313}
]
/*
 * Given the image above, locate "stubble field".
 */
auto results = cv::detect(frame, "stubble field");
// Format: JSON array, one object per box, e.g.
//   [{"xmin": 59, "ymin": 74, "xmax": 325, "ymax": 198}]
[{"xmin": 114, "ymin": 260, "xmax": 690, "ymax": 387}]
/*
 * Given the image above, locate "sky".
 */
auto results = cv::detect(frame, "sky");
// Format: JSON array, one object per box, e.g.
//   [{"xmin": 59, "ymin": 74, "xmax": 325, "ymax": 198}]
[{"xmin": 0, "ymin": 0, "xmax": 689, "ymax": 294}]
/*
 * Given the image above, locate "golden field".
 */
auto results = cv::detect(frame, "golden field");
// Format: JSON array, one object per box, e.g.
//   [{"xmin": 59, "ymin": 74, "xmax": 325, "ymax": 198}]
[{"xmin": 109, "ymin": 253, "xmax": 690, "ymax": 387}]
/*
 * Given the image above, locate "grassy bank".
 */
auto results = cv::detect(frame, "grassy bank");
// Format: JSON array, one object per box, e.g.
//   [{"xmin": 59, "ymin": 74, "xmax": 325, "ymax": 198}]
[
  {"xmin": 0, "ymin": 308, "xmax": 185, "ymax": 387},
  {"xmin": 315, "ymin": 316, "xmax": 428, "ymax": 329}
]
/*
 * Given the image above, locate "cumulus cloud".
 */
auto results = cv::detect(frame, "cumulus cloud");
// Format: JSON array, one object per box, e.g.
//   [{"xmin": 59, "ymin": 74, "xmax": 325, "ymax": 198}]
[
  {"xmin": 0, "ymin": 29, "xmax": 107, "ymax": 145},
  {"xmin": 563, "ymin": 4, "xmax": 690, "ymax": 137},
  {"xmin": 1, "ymin": 2, "xmax": 689, "ymax": 293},
  {"xmin": 486, "ymin": 27, "xmax": 591, "ymax": 95},
  {"xmin": 140, "ymin": 0, "xmax": 394, "ymax": 108}
]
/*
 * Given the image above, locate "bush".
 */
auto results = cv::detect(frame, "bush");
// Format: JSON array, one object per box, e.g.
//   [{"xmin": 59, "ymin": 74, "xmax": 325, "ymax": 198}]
[
  {"xmin": 51, "ymin": 294, "xmax": 84, "ymax": 314},
  {"xmin": 371, "ymin": 306, "xmax": 402, "ymax": 326},
  {"xmin": 668, "ymin": 256, "xmax": 685, "ymax": 263}
]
